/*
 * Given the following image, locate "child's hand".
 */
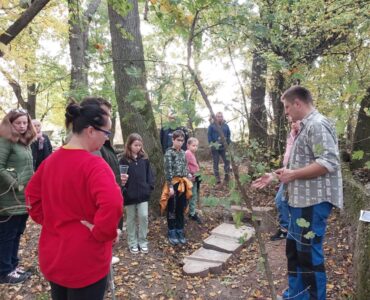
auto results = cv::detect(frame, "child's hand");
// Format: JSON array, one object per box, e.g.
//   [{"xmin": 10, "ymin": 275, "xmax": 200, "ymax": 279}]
[
  {"xmin": 121, "ymin": 174, "xmax": 129, "ymax": 186},
  {"xmin": 169, "ymin": 187, "xmax": 174, "ymax": 196},
  {"xmin": 81, "ymin": 220, "xmax": 94, "ymax": 231}
]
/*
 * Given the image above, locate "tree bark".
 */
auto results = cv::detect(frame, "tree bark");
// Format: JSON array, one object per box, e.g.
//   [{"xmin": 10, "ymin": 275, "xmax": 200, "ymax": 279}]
[
  {"xmin": 351, "ymin": 87, "xmax": 370, "ymax": 169},
  {"xmin": 107, "ymin": 0, "xmax": 164, "ymax": 208},
  {"xmin": 269, "ymin": 71, "xmax": 287, "ymax": 156},
  {"xmin": 249, "ymin": 51, "xmax": 268, "ymax": 147},
  {"xmin": 0, "ymin": 0, "xmax": 50, "ymax": 57},
  {"xmin": 68, "ymin": 0, "xmax": 101, "ymax": 98}
]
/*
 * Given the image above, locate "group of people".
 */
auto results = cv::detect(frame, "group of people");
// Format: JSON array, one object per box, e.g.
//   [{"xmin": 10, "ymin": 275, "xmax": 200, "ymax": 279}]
[{"xmin": 0, "ymin": 85, "xmax": 343, "ymax": 300}]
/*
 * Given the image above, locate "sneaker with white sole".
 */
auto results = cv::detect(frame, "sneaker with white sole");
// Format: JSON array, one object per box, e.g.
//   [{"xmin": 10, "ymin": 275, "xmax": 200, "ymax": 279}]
[
  {"xmin": 111, "ymin": 256, "xmax": 120, "ymax": 265},
  {"xmin": 129, "ymin": 246, "xmax": 139, "ymax": 254},
  {"xmin": 0, "ymin": 270, "xmax": 28, "ymax": 284},
  {"xmin": 140, "ymin": 246, "xmax": 148, "ymax": 254}
]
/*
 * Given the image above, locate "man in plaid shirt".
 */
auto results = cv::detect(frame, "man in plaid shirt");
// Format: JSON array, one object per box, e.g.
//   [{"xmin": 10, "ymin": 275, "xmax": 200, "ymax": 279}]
[{"xmin": 277, "ymin": 86, "xmax": 343, "ymax": 300}]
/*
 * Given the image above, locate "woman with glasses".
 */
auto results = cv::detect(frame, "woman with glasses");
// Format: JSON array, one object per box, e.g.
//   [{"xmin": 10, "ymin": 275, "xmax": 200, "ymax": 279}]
[
  {"xmin": 0, "ymin": 108, "xmax": 36, "ymax": 284},
  {"xmin": 25, "ymin": 99, "xmax": 123, "ymax": 300}
]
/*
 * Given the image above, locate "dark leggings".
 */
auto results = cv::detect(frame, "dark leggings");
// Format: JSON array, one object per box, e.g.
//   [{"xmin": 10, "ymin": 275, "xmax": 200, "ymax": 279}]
[{"xmin": 50, "ymin": 275, "xmax": 108, "ymax": 300}]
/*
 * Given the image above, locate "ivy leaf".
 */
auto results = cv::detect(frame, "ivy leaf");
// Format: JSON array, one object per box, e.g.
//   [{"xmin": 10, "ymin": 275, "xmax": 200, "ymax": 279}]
[
  {"xmin": 304, "ymin": 231, "xmax": 316, "ymax": 240},
  {"xmin": 296, "ymin": 218, "xmax": 310, "ymax": 228}
]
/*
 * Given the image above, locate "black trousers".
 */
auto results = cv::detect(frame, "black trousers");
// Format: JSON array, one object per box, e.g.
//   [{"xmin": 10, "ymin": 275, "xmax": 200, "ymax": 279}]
[
  {"xmin": 50, "ymin": 275, "xmax": 108, "ymax": 300},
  {"xmin": 167, "ymin": 183, "xmax": 187, "ymax": 230}
]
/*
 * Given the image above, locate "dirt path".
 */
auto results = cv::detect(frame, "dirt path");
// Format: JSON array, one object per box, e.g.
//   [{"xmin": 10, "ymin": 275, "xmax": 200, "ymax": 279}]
[{"xmin": 0, "ymin": 163, "xmax": 354, "ymax": 299}]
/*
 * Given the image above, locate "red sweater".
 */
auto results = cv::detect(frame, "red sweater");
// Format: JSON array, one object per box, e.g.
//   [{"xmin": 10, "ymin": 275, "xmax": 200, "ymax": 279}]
[{"xmin": 25, "ymin": 148, "xmax": 123, "ymax": 288}]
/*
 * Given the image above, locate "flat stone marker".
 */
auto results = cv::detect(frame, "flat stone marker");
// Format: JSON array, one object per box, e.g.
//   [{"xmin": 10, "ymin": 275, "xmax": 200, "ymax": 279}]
[
  {"xmin": 183, "ymin": 223, "xmax": 255, "ymax": 277},
  {"xmin": 211, "ymin": 223, "xmax": 253, "ymax": 240},
  {"xmin": 204, "ymin": 226, "xmax": 255, "ymax": 253},
  {"xmin": 183, "ymin": 248, "xmax": 232, "ymax": 277}
]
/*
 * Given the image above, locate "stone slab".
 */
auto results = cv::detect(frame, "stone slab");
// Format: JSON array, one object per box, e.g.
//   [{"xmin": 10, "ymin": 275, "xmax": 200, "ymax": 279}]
[
  {"xmin": 211, "ymin": 223, "xmax": 253, "ymax": 241},
  {"xmin": 203, "ymin": 226, "xmax": 255, "ymax": 253},
  {"xmin": 183, "ymin": 259, "xmax": 223, "ymax": 277},
  {"xmin": 183, "ymin": 248, "xmax": 232, "ymax": 276}
]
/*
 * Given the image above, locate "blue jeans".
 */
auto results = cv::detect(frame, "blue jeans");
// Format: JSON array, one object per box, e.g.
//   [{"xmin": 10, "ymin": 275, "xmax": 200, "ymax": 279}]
[
  {"xmin": 211, "ymin": 147, "xmax": 230, "ymax": 181},
  {"xmin": 284, "ymin": 202, "xmax": 333, "ymax": 300},
  {"xmin": 0, "ymin": 214, "xmax": 28, "ymax": 277},
  {"xmin": 275, "ymin": 184, "xmax": 289, "ymax": 230}
]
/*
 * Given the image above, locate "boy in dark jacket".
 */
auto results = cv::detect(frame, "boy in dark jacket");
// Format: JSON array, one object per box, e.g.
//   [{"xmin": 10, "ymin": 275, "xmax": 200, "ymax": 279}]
[{"xmin": 163, "ymin": 130, "xmax": 192, "ymax": 245}]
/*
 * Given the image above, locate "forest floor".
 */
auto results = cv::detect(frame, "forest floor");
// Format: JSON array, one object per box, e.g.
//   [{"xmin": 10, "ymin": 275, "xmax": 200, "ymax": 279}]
[{"xmin": 1, "ymin": 161, "xmax": 356, "ymax": 300}]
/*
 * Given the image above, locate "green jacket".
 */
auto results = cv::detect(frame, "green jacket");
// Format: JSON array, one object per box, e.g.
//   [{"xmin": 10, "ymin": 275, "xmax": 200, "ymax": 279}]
[
  {"xmin": 164, "ymin": 147, "xmax": 189, "ymax": 185},
  {"xmin": 0, "ymin": 137, "xmax": 33, "ymax": 215}
]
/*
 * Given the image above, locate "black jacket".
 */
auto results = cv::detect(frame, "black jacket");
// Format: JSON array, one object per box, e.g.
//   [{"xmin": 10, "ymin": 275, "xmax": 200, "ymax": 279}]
[
  {"xmin": 160, "ymin": 126, "xmax": 189, "ymax": 153},
  {"xmin": 31, "ymin": 134, "xmax": 53, "ymax": 171},
  {"xmin": 119, "ymin": 156, "xmax": 154, "ymax": 206}
]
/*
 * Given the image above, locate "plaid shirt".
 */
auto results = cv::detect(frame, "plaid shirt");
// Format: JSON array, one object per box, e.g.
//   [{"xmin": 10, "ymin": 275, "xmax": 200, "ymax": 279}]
[{"xmin": 287, "ymin": 110, "xmax": 343, "ymax": 208}]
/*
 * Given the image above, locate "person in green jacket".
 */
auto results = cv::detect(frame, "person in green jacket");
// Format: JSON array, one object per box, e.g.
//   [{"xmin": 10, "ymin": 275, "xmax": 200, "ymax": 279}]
[{"xmin": 0, "ymin": 109, "xmax": 36, "ymax": 284}]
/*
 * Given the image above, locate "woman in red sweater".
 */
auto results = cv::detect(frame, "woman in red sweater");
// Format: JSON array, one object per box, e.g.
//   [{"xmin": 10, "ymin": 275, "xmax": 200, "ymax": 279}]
[{"xmin": 25, "ymin": 99, "xmax": 123, "ymax": 300}]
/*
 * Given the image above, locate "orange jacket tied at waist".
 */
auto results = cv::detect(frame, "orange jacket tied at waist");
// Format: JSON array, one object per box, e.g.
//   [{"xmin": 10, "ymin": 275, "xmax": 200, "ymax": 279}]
[{"xmin": 160, "ymin": 177, "xmax": 193, "ymax": 215}]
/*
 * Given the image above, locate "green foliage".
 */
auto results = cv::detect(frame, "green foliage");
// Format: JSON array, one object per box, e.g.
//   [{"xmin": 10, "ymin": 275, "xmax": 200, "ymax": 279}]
[
  {"xmin": 352, "ymin": 150, "xmax": 364, "ymax": 161},
  {"xmin": 296, "ymin": 218, "xmax": 310, "ymax": 228},
  {"xmin": 233, "ymin": 211, "xmax": 244, "ymax": 228}
]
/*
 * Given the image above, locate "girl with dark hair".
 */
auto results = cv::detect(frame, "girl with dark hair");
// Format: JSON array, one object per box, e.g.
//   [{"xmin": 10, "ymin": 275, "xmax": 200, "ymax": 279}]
[
  {"xmin": 119, "ymin": 133, "xmax": 154, "ymax": 254},
  {"xmin": 0, "ymin": 109, "xmax": 36, "ymax": 284},
  {"xmin": 25, "ymin": 99, "xmax": 123, "ymax": 300}
]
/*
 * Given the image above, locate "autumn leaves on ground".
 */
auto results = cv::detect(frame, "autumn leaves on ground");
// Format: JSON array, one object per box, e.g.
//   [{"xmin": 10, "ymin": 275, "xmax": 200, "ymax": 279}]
[{"xmin": 1, "ymin": 162, "xmax": 353, "ymax": 300}]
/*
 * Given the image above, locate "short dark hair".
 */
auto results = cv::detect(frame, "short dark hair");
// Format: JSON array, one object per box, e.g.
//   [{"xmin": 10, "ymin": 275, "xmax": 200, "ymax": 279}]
[
  {"xmin": 172, "ymin": 130, "xmax": 185, "ymax": 140},
  {"xmin": 281, "ymin": 86, "xmax": 313, "ymax": 104},
  {"xmin": 81, "ymin": 96, "xmax": 112, "ymax": 109},
  {"xmin": 65, "ymin": 98, "xmax": 108, "ymax": 134}
]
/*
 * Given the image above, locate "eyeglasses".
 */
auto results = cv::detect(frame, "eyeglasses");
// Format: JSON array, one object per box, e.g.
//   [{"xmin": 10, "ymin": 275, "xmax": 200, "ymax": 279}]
[{"xmin": 92, "ymin": 126, "xmax": 112, "ymax": 137}]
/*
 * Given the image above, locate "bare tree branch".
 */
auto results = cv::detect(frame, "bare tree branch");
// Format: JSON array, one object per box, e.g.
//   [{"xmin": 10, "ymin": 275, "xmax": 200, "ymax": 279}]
[{"xmin": 0, "ymin": 0, "xmax": 50, "ymax": 57}]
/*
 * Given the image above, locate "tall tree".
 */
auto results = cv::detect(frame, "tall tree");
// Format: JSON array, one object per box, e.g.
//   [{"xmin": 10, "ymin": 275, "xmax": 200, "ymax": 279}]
[
  {"xmin": 249, "ymin": 51, "xmax": 268, "ymax": 146},
  {"xmin": 68, "ymin": 0, "xmax": 101, "ymax": 98},
  {"xmin": 107, "ymin": 0, "xmax": 164, "ymax": 204},
  {"xmin": 352, "ymin": 87, "xmax": 370, "ymax": 169}
]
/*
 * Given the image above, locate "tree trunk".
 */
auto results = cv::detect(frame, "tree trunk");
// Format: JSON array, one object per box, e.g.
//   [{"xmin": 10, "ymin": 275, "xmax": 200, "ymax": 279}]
[
  {"xmin": 26, "ymin": 83, "xmax": 37, "ymax": 119},
  {"xmin": 269, "ymin": 71, "xmax": 287, "ymax": 156},
  {"xmin": 342, "ymin": 165, "xmax": 370, "ymax": 298},
  {"xmin": 68, "ymin": 0, "xmax": 101, "ymax": 99},
  {"xmin": 107, "ymin": 0, "xmax": 164, "ymax": 209},
  {"xmin": 351, "ymin": 87, "xmax": 370, "ymax": 169},
  {"xmin": 249, "ymin": 51, "xmax": 268, "ymax": 147}
]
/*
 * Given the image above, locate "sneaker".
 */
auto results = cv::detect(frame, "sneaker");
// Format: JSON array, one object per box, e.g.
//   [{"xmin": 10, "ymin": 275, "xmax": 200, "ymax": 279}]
[
  {"xmin": 111, "ymin": 256, "xmax": 120, "ymax": 265},
  {"xmin": 15, "ymin": 267, "xmax": 32, "ymax": 278},
  {"xmin": 140, "ymin": 246, "xmax": 148, "ymax": 254},
  {"xmin": 176, "ymin": 229, "xmax": 187, "ymax": 244},
  {"xmin": 270, "ymin": 229, "xmax": 287, "ymax": 241},
  {"xmin": 189, "ymin": 214, "xmax": 202, "ymax": 224},
  {"xmin": 0, "ymin": 270, "xmax": 28, "ymax": 284},
  {"xmin": 168, "ymin": 229, "xmax": 179, "ymax": 246},
  {"xmin": 129, "ymin": 246, "xmax": 139, "ymax": 254}
]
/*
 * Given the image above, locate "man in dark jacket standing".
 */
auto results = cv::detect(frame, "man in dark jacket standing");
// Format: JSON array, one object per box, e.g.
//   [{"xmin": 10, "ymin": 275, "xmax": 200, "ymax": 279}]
[
  {"xmin": 160, "ymin": 114, "xmax": 189, "ymax": 153},
  {"xmin": 207, "ymin": 112, "xmax": 231, "ymax": 184}
]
